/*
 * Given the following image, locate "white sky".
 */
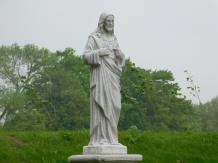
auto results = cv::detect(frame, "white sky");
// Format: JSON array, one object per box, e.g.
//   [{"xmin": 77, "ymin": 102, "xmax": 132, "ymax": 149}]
[{"xmin": 0, "ymin": 0, "xmax": 218, "ymax": 104}]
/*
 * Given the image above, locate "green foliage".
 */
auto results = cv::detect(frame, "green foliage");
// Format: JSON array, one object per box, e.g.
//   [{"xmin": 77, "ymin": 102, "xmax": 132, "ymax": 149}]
[
  {"xmin": 119, "ymin": 59, "xmax": 194, "ymax": 131},
  {"xmin": 184, "ymin": 70, "xmax": 202, "ymax": 104},
  {"xmin": 0, "ymin": 130, "xmax": 218, "ymax": 163},
  {"xmin": 4, "ymin": 109, "xmax": 46, "ymax": 131},
  {"xmin": 0, "ymin": 44, "xmax": 49, "ymax": 129},
  {"xmin": 25, "ymin": 48, "xmax": 90, "ymax": 130},
  {"xmin": 194, "ymin": 96, "xmax": 218, "ymax": 131},
  {"xmin": 125, "ymin": 125, "xmax": 142, "ymax": 144},
  {"xmin": 0, "ymin": 45, "xmax": 90, "ymax": 130},
  {"xmin": 0, "ymin": 44, "xmax": 198, "ymax": 131}
]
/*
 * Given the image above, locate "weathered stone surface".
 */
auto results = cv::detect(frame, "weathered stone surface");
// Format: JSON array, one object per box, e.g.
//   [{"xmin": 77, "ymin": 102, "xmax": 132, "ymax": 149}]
[
  {"xmin": 83, "ymin": 145, "xmax": 127, "ymax": 155},
  {"xmin": 82, "ymin": 12, "xmax": 125, "ymax": 146},
  {"xmin": 68, "ymin": 154, "xmax": 143, "ymax": 163},
  {"xmin": 67, "ymin": 12, "xmax": 143, "ymax": 163}
]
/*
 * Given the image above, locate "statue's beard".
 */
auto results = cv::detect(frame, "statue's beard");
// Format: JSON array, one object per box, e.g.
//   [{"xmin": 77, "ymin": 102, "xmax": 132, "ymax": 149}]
[{"xmin": 103, "ymin": 25, "xmax": 114, "ymax": 33}]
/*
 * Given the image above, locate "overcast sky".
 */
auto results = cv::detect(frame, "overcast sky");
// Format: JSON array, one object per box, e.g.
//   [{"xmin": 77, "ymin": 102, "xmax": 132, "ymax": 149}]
[{"xmin": 0, "ymin": 0, "xmax": 218, "ymax": 104}]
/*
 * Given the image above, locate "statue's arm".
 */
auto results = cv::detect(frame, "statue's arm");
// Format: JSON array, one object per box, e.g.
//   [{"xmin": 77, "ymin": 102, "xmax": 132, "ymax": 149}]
[
  {"xmin": 82, "ymin": 36, "xmax": 101, "ymax": 66},
  {"xmin": 119, "ymin": 50, "xmax": 125, "ymax": 67},
  {"xmin": 114, "ymin": 39, "xmax": 125, "ymax": 67}
]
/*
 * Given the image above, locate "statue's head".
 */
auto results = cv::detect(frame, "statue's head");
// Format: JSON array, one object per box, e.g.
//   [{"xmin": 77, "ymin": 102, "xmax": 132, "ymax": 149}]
[{"xmin": 97, "ymin": 12, "xmax": 114, "ymax": 35}]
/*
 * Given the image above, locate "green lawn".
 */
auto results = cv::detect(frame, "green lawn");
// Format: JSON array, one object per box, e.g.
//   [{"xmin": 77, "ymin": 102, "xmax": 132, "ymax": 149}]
[{"xmin": 0, "ymin": 130, "xmax": 218, "ymax": 163}]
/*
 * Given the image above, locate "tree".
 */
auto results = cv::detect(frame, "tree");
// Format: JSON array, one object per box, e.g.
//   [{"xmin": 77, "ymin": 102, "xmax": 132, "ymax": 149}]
[
  {"xmin": 119, "ymin": 59, "xmax": 194, "ymax": 131},
  {"xmin": 25, "ymin": 48, "xmax": 90, "ymax": 130},
  {"xmin": 195, "ymin": 96, "xmax": 218, "ymax": 131},
  {"xmin": 0, "ymin": 44, "xmax": 195, "ymax": 131},
  {"xmin": 0, "ymin": 44, "xmax": 48, "ymax": 123}
]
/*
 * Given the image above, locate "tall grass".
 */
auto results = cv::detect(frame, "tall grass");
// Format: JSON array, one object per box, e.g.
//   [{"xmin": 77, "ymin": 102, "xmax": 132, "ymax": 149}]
[{"xmin": 0, "ymin": 130, "xmax": 218, "ymax": 163}]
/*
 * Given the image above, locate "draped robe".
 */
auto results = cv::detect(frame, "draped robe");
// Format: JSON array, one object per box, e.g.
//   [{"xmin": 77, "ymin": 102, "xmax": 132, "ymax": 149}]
[{"xmin": 83, "ymin": 33, "xmax": 125, "ymax": 145}]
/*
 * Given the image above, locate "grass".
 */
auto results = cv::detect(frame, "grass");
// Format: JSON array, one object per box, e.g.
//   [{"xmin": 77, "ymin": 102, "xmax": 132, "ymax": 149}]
[{"xmin": 0, "ymin": 130, "xmax": 218, "ymax": 163}]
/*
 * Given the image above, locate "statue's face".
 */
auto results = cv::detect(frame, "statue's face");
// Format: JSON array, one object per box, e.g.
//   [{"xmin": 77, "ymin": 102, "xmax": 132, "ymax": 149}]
[{"xmin": 103, "ymin": 15, "xmax": 114, "ymax": 33}]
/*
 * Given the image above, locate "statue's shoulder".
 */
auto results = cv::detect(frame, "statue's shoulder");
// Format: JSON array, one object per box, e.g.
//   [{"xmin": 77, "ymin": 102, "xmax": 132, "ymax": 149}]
[{"xmin": 89, "ymin": 32, "xmax": 102, "ymax": 40}]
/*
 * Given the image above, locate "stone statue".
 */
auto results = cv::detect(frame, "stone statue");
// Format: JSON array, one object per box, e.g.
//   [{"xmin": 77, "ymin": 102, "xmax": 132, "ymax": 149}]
[
  {"xmin": 68, "ymin": 12, "xmax": 142, "ymax": 162},
  {"xmin": 82, "ymin": 12, "xmax": 125, "ymax": 146}
]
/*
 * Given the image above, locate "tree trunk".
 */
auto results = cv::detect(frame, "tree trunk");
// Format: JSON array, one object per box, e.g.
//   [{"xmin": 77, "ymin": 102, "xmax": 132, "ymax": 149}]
[{"xmin": 0, "ymin": 108, "xmax": 7, "ymax": 121}]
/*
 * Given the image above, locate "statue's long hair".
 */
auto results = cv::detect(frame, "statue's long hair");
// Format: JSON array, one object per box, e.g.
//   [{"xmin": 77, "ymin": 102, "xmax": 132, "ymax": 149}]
[{"xmin": 92, "ymin": 12, "xmax": 114, "ymax": 36}]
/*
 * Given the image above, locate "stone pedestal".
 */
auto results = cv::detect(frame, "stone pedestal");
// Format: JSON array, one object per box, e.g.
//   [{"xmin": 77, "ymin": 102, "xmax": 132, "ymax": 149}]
[
  {"xmin": 68, "ymin": 154, "xmax": 142, "ymax": 163},
  {"xmin": 83, "ymin": 145, "xmax": 127, "ymax": 155},
  {"xmin": 68, "ymin": 145, "xmax": 143, "ymax": 163}
]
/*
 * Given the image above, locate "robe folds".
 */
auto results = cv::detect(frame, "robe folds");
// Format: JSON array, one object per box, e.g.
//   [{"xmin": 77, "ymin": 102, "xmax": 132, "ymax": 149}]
[{"xmin": 83, "ymin": 33, "xmax": 125, "ymax": 145}]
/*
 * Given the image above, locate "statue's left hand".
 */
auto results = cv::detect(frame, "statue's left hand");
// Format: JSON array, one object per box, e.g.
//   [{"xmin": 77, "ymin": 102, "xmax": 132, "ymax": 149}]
[{"xmin": 113, "ymin": 49, "xmax": 124, "ymax": 59}]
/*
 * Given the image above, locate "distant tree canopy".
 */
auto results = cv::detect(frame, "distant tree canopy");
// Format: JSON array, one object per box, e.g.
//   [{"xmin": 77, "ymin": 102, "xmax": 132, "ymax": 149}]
[
  {"xmin": 0, "ymin": 44, "xmax": 215, "ymax": 131},
  {"xmin": 193, "ymin": 96, "xmax": 218, "ymax": 131}
]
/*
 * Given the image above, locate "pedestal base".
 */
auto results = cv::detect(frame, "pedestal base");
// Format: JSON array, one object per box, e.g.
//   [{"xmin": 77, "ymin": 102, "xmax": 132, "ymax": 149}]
[
  {"xmin": 83, "ymin": 145, "xmax": 127, "ymax": 155},
  {"xmin": 68, "ymin": 154, "xmax": 143, "ymax": 163},
  {"xmin": 68, "ymin": 144, "xmax": 142, "ymax": 162}
]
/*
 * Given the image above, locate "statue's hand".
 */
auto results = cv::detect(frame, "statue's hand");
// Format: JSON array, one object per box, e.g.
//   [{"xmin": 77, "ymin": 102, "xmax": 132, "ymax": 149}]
[
  {"xmin": 113, "ymin": 49, "xmax": 124, "ymax": 59},
  {"xmin": 98, "ymin": 48, "xmax": 113, "ymax": 57}
]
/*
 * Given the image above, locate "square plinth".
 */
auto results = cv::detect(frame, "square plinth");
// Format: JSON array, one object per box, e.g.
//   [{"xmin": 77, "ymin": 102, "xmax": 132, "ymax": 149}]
[
  {"xmin": 83, "ymin": 145, "xmax": 127, "ymax": 155},
  {"xmin": 68, "ymin": 154, "xmax": 143, "ymax": 163}
]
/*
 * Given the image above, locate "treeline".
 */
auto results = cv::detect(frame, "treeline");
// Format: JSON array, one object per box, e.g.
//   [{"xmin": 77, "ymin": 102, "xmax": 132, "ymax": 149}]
[
  {"xmin": 193, "ymin": 96, "xmax": 218, "ymax": 131},
  {"xmin": 0, "ymin": 44, "xmax": 217, "ymax": 131}
]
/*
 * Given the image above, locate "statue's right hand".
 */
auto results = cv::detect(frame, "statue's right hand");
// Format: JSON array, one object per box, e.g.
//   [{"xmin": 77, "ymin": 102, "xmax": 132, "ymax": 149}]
[{"xmin": 98, "ymin": 48, "xmax": 113, "ymax": 57}]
